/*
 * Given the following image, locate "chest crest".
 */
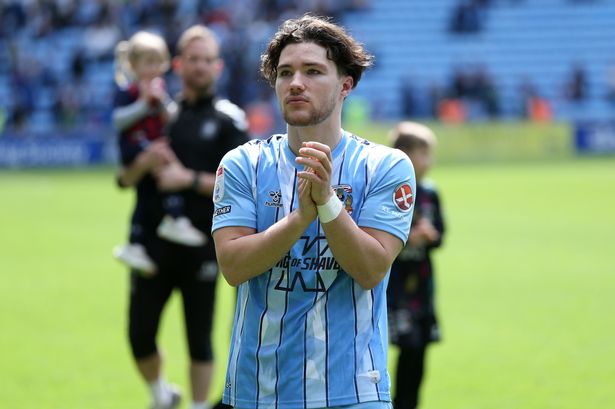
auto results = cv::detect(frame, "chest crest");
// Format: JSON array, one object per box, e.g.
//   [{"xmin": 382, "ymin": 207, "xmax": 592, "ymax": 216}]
[{"xmin": 200, "ymin": 120, "xmax": 219, "ymax": 140}]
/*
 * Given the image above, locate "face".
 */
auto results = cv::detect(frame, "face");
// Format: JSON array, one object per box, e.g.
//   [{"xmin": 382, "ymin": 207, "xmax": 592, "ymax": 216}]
[
  {"xmin": 275, "ymin": 42, "xmax": 352, "ymax": 127},
  {"xmin": 174, "ymin": 37, "xmax": 222, "ymax": 95},
  {"xmin": 132, "ymin": 52, "xmax": 167, "ymax": 81},
  {"xmin": 406, "ymin": 146, "xmax": 432, "ymax": 181}
]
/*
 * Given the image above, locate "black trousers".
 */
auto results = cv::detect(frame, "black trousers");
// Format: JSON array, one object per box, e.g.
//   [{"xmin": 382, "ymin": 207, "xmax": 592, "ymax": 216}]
[{"xmin": 393, "ymin": 345, "xmax": 427, "ymax": 409}]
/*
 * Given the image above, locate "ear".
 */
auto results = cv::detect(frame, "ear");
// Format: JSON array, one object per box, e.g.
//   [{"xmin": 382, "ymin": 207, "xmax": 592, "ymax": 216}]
[
  {"xmin": 172, "ymin": 56, "xmax": 181, "ymax": 74},
  {"xmin": 213, "ymin": 58, "xmax": 224, "ymax": 79},
  {"xmin": 340, "ymin": 75, "xmax": 354, "ymax": 99}
]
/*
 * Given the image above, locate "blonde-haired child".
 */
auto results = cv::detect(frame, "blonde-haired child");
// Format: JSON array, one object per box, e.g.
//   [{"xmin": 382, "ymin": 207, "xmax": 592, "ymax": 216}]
[{"xmin": 112, "ymin": 31, "xmax": 205, "ymax": 276}]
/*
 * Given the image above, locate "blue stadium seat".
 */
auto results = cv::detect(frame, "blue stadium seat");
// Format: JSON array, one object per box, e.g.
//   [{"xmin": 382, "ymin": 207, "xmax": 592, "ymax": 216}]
[{"xmin": 343, "ymin": 0, "xmax": 615, "ymax": 120}]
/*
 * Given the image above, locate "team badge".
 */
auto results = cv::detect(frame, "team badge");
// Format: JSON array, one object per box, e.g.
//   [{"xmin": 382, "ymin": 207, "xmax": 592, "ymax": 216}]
[
  {"xmin": 393, "ymin": 182, "xmax": 413, "ymax": 212},
  {"xmin": 213, "ymin": 166, "xmax": 224, "ymax": 203},
  {"xmin": 333, "ymin": 184, "xmax": 353, "ymax": 215},
  {"xmin": 200, "ymin": 120, "xmax": 218, "ymax": 140}
]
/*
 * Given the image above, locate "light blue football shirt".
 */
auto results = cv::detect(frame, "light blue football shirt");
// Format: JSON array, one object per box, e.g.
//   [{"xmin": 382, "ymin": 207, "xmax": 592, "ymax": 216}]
[{"xmin": 212, "ymin": 131, "xmax": 415, "ymax": 409}]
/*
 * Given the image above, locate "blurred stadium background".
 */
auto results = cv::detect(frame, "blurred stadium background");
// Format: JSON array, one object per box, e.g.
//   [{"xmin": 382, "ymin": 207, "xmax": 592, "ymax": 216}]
[
  {"xmin": 1, "ymin": 0, "xmax": 615, "ymax": 159},
  {"xmin": 1, "ymin": 1, "xmax": 614, "ymax": 409}
]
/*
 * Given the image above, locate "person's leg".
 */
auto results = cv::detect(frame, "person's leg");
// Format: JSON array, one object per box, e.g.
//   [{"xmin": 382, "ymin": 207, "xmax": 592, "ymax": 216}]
[
  {"xmin": 180, "ymin": 259, "xmax": 218, "ymax": 408},
  {"xmin": 113, "ymin": 199, "xmax": 157, "ymax": 274},
  {"xmin": 136, "ymin": 351, "xmax": 162, "ymax": 382},
  {"xmin": 190, "ymin": 360, "xmax": 214, "ymax": 407},
  {"xmin": 394, "ymin": 346, "xmax": 427, "ymax": 409},
  {"xmin": 128, "ymin": 270, "xmax": 178, "ymax": 407},
  {"xmin": 162, "ymin": 193, "xmax": 185, "ymax": 219}
]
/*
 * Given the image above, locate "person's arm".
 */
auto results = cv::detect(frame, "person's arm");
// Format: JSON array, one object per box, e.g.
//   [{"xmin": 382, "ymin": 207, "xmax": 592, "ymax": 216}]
[
  {"xmin": 297, "ymin": 141, "xmax": 412, "ymax": 290},
  {"xmin": 113, "ymin": 99, "xmax": 149, "ymax": 131},
  {"xmin": 154, "ymin": 161, "xmax": 216, "ymax": 196},
  {"xmin": 150, "ymin": 77, "xmax": 178, "ymax": 123},
  {"xmin": 320, "ymin": 210, "xmax": 404, "ymax": 290},
  {"xmin": 426, "ymin": 188, "xmax": 445, "ymax": 249},
  {"xmin": 213, "ymin": 176, "xmax": 317, "ymax": 286},
  {"xmin": 117, "ymin": 139, "xmax": 176, "ymax": 188},
  {"xmin": 211, "ymin": 145, "xmax": 317, "ymax": 286}
]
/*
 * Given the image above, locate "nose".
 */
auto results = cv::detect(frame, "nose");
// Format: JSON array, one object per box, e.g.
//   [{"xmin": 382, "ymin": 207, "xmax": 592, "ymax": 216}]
[{"xmin": 289, "ymin": 72, "xmax": 305, "ymax": 92}]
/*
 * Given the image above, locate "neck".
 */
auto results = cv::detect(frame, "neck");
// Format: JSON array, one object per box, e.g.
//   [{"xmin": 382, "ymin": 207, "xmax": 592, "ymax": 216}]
[
  {"xmin": 182, "ymin": 85, "xmax": 214, "ymax": 103},
  {"xmin": 287, "ymin": 118, "xmax": 343, "ymax": 155}
]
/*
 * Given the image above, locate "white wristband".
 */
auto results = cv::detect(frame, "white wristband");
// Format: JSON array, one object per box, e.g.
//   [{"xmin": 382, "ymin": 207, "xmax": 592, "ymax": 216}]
[{"xmin": 317, "ymin": 193, "xmax": 343, "ymax": 224}]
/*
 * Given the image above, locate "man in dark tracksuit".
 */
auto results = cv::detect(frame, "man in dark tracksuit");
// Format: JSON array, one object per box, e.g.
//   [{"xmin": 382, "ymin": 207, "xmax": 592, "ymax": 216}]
[{"xmin": 118, "ymin": 25, "xmax": 250, "ymax": 409}]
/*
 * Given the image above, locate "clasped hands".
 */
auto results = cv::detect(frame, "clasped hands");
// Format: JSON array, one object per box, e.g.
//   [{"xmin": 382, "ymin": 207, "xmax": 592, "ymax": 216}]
[
  {"xmin": 296, "ymin": 141, "xmax": 335, "ymax": 221},
  {"xmin": 138, "ymin": 139, "xmax": 192, "ymax": 192}
]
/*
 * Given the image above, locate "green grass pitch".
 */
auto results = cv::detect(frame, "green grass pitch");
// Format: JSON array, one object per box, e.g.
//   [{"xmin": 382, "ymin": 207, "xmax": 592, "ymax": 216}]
[{"xmin": 0, "ymin": 150, "xmax": 613, "ymax": 408}]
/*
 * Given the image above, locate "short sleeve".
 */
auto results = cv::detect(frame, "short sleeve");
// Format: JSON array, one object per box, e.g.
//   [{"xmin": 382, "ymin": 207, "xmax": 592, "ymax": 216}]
[
  {"xmin": 113, "ymin": 86, "xmax": 134, "ymax": 109},
  {"xmin": 358, "ymin": 147, "xmax": 415, "ymax": 245},
  {"xmin": 211, "ymin": 144, "xmax": 258, "ymax": 233}
]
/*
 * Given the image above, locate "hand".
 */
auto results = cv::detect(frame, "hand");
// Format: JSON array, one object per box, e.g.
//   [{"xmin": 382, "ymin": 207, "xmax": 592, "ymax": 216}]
[
  {"xmin": 154, "ymin": 161, "xmax": 193, "ymax": 192},
  {"xmin": 408, "ymin": 218, "xmax": 439, "ymax": 246},
  {"xmin": 297, "ymin": 178, "xmax": 317, "ymax": 223},
  {"xmin": 296, "ymin": 141, "xmax": 333, "ymax": 205},
  {"xmin": 149, "ymin": 77, "xmax": 168, "ymax": 105},
  {"xmin": 139, "ymin": 77, "xmax": 167, "ymax": 106},
  {"xmin": 417, "ymin": 218, "xmax": 440, "ymax": 242},
  {"xmin": 140, "ymin": 139, "xmax": 175, "ymax": 171}
]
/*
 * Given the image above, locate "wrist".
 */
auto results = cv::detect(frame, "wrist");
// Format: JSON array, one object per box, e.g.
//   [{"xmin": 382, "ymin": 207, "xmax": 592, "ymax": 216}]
[
  {"xmin": 317, "ymin": 192, "xmax": 343, "ymax": 224},
  {"xmin": 191, "ymin": 171, "xmax": 201, "ymax": 191}
]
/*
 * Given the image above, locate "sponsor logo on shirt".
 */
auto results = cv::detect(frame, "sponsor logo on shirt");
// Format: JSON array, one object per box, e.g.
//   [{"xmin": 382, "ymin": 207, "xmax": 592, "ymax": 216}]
[
  {"xmin": 265, "ymin": 190, "xmax": 283, "ymax": 208},
  {"xmin": 272, "ymin": 235, "xmax": 340, "ymax": 292},
  {"xmin": 393, "ymin": 182, "xmax": 414, "ymax": 212},
  {"xmin": 213, "ymin": 205, "xmax": 231, "ymax": 217},
  {"xmin": 380, "ymin": 204, "xmax": 411, "ymax": 221}
]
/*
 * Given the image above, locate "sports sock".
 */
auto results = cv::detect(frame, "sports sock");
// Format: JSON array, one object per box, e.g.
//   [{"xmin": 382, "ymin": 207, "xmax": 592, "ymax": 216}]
[{"xmin": 149, "ymin": 378, "xmax": 172, "ymax": 405}]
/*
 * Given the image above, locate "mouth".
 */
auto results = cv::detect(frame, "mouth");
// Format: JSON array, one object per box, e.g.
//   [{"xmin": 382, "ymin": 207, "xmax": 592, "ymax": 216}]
[{"xmin": 286, "ymin": 96, "xmax": 309, "ymax": 105}]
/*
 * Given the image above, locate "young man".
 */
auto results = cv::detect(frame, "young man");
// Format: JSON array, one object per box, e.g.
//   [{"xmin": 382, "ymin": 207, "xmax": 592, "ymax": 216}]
[
  {"xmin": 117, "ymin": 25, "xmax": 250, "ymax": 409},
  {"xmin": 212, "ymin": 15, "xmax": 415, "ymax": 409}
]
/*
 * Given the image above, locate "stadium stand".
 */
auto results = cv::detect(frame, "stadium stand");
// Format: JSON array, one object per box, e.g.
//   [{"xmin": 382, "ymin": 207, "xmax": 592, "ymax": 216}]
[
  {"xmin": 342, "ymin": 0, "xmax": 615, "ymax": 120},
  {"xmin": 0, "ymin": 0, "xmax": 613, "ymax": 136}
]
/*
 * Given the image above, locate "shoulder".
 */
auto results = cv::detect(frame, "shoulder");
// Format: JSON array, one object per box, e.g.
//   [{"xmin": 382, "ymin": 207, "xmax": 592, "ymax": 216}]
[
  {"xmin": 347, "ymin": 133, "xmax": 412, "ymax": 172},
  {"xmin": 214, "ymin": 98, "xmax": 249, "ymax": 132},
  {"xmin": 113, "ymin": 83, "xmax": 138, "ymax": 104},
  {"xmin": 222, "ymin": 133, "xmax": 286, "ymax": 167}
]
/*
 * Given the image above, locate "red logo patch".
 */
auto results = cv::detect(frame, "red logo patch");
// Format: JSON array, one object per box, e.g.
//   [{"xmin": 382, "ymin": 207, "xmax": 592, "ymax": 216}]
[{"xmin": 393, "ymin": 183, "xmax": 413, "ymax": 212}]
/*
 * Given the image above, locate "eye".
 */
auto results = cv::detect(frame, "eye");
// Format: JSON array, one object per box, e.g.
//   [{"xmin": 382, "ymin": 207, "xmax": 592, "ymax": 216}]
[
  {"xmin": 278, "ymin": 69, "xmax": 292, "ymax": 77},
  {"xmin": 307, "ymin": 68, "xmax": 321, "ymax": 75}
]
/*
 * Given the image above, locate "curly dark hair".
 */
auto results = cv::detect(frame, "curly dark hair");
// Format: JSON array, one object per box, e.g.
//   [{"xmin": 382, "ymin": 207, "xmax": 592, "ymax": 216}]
[{"xmin": 260, "ymin": 14, "xmax": 374, "ymax": 89}]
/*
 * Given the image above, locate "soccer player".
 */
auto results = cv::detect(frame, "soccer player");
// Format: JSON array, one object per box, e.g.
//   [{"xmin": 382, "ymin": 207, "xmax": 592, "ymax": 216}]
[
  {"xmin": 212, "ymin": 14, "xmax": 415, "ymax": 409},
  {"xmin": 387, "ymin": 121, "xmax": 445, "ymax": 409},
  {"xmin": 112, "ymin": 30, "xmax": 207, "ymax": 275},
  {"xmin": 117, "ymin": 26, "xmax": 250, "ymax": 409}
]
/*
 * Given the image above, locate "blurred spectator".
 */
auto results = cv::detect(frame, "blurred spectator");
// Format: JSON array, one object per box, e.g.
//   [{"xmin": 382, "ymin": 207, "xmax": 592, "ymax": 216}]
[
  {"xmin": 80, "ymin": 4, "xmax": 121, "ymax": 62},
  {"xmin": 606, "ymin": 62, "xmax": 615, "ymax": 103},
  {"xmin": 518, "ymin": 77, "xmax": 552, "ymax": 121},
  {"xmin": 563, "ymin": 63, "xmax": 588, "ymax": 102},
  {"xmin": 446, "ymin": 65, "xmax": 499, "ymax": 119},
  {"xmin": 400, "ymin": 75, "xmax": 417, "ymax": 118},
  {"xmin": 449, "ymin": 0, "xmax": 487, "ymax": 33},
  {"xmin": 0, "ymin": 1, "xmax": 27, "ymax": 38}
]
